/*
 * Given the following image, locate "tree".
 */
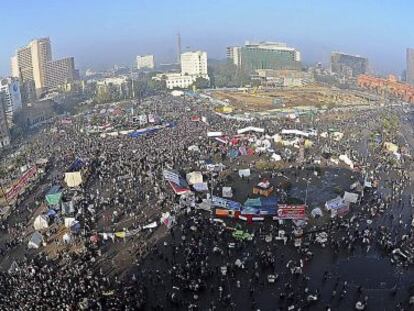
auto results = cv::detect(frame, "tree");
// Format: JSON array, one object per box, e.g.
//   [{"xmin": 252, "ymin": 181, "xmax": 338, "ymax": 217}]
[{"xmin": 193, "ymin": 77, "xmax": 210, "ymax": 89}]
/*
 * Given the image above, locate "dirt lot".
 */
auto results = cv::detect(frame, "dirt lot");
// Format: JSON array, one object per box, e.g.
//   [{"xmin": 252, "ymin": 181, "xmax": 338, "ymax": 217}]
[{"xmin": 210, "ymin": 86, "xmax": 375, "ymax": 112}]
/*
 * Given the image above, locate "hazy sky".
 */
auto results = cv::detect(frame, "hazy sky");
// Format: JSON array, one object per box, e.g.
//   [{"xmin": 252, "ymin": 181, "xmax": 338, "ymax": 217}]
[{"xmin": 1, "ymin": 0, "xmax": 413, "ymax": 76}]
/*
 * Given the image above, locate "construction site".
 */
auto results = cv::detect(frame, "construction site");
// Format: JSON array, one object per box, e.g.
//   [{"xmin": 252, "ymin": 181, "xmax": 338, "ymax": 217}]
[{"xmin": 209, "ymin": 85, "xmax": 378, "ymax": 113}]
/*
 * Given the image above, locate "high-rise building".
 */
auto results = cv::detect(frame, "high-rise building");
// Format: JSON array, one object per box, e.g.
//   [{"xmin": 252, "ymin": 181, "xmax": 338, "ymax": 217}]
[
  {"xmin": 180, "ymin": 51, "xmax": 208, "ymax": 78},
  {"xmin": 11, "ymin": 37, "xmax": 77, "ymax": 96},
  {"xmin": 136, "ymin": 55, "xmax": 155, "ymax": 70},
  {"xmin": 227, "ymin": 41, "xmax": 301, "ymax": 73},
  {"xmin": 330, "ymin": 52, "xmax": 368, "ymax": 77},
  {"xmin": 45, "ymin": 57, "xmax": 76, "ymax": 88},
  {"xmin": 406, "ymin": 48, "xmax": 414, "ymax": 85},
  {"xmin": 0, "ymin": 78, "xmax": 22, "ymax": 126},
  {"xmin": 226, "ymin": 47, "xmax": 241, "ymax": 66},
  {"xmin": 0, "ymin": 93, "xmax": 11, "ymax": 148}
]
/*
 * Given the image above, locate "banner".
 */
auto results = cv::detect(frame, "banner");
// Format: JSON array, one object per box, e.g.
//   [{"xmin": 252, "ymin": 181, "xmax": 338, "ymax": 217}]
[
  {"xmin": 276, "ymin": 204, "xmax": 306, "ymax": 220},
  {"xmin": 6, "ymin": 166, "xmax": 37, "ymax": 201}
]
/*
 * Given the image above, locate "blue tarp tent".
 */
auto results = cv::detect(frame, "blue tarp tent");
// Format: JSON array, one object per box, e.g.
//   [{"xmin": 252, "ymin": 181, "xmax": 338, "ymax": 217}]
[
  {"xmin": 260, "ymin": 196, "xmax": 278, "ymax": 208},
  {"xmin": 244, "ymin": 198, "xmax": 262, "ymax": 208},
  {"xmin": 68, "ymin": 158, "xmax": 86, "ymax": 172}
]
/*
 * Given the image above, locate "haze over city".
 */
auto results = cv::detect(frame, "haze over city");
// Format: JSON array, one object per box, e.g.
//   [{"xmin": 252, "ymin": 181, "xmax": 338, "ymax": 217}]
[{"xmin": 1, "ymin": 0, "xmax": 414, "ymax": 76}]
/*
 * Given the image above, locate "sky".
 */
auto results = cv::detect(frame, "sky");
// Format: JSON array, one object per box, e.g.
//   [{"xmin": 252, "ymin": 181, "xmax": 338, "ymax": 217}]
[{"xmin": 1, "ymin": 0, "xmax": 414, "ymax": 76}]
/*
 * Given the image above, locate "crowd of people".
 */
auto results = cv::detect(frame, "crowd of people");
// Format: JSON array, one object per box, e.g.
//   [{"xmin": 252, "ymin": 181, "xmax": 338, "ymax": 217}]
[{"xmin": 0, "ymin": 92, "xmax": 413, "ymax": 310}]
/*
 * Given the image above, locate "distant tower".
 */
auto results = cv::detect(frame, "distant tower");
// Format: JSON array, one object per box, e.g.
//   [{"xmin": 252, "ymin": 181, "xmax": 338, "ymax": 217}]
[{"xmin": 177, "ymin": 33, "xmax": 182, "ymax": 64}]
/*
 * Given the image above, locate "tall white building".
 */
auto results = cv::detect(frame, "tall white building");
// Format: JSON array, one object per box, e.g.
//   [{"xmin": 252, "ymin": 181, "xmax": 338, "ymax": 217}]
[
  {"xmin": 136, "ymin": 55, "xmax": 155, "ymax": 70},
  {"xmin": 180, "ymin": 51, "xmax": 208, "ymax": 78},
  {"xmin": 0, "ymin": 78, "xmax": 22, "ymax": 126}
]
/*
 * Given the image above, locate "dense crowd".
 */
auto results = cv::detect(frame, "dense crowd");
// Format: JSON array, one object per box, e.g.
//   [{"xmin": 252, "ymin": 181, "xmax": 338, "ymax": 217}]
[{"xmin": 0, "ymin": 93, "xmax": 413, "ymax": 310}]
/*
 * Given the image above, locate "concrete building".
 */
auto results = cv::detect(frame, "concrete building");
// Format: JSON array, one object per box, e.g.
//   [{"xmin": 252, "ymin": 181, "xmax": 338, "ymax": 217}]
[
  {"xmin": 154, "ymin": 73, "xmax": 197, "ymax": 89},
  {"xmin": 331, "ymin": 52, "xmax": 368, "ymax": 77},
  {"xmin": 406, "ymin": 48, "xmax": 414, "ymax": 85},
  {"xmin": 226, "ymin": 47, "xmax": 241, "ymax": 66},
  {"xmin": 254, "ymin": 69, "xmax": 314, "ymax": 87},
  {"xmin": 227, "ymin": 41, "xmax": 301, "ymax": 73},
  {"xmin": 0, "ymin": 94, "xmax": 10, "ymax": 148},
  {"xmin": 136, "ymin": 55, "xmax": 155, "ymax": 70},
  {"xmin": 11, "ymin": 38, "xmax": 77, "ymax": 96},
  {"xmin": 181, "ymin": 51, "xmax": 208, "ymax": 77},
  {"xmin": 0, "ymin": 78, "xmax": 22, "ymax": 126},
  {"xmin": 45, "ymin": 57, "xmax": 76, "ymax": 88}
]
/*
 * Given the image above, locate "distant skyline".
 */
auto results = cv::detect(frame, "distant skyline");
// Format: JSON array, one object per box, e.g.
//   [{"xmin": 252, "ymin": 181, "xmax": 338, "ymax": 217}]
[{"xmin": 1, "ymin": 0, "xmax": 414, "ymax": 76}]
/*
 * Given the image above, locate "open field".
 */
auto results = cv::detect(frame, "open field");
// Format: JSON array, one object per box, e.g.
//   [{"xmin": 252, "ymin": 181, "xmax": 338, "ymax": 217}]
[{"xmin": 210, "ymin": 85, "xmax": 379, "ymax": 112}]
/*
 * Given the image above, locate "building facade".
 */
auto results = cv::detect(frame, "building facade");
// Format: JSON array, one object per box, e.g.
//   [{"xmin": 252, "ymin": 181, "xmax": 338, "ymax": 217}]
[
  {"xmin": 227, "ymin": 42, "xmax": 301, "ymax": 73},
  {"xmin": 226, "ymin": 47, "xmax": 241, "ymax": 66},
  {"xmin": 0, "ymin": 78, "xmax": 22, "ymax": 126},
  {"xmin": 406, "ymin": 48, "xmax": 414, "ymax": 85},
  {"xmin": 136, "ymin": 55, "xmax": 155, "ymax": 70},
  {"xmin": 180, "ymin": 51, "xmax": 208, "ymax": 77},
  {"xmin": 11, "ymin": 38, "xmax": 77, "ymax": 96},
  {"xmin": 45, "ymin": 57, "xmax": 76, "ymax": 88},
  {"xmin": 0, "ymin": 93, "xmax": 11, "ymax": 148},
  {"xmin": 331, "ymin": 52, "xmax": 368, "ymax": 77},
  {"xmin": 156, "ymin": 73, "xmax": 197, "ymax": 89}
]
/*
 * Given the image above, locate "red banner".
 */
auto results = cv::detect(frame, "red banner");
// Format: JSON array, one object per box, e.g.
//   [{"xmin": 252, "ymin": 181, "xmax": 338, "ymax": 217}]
[
  {"xmin": 276, "ymin": 204, "xmax": 306, "ymax": 220},
  {"xmin": 6, "ymin": 166, "xmax": 37, "ymax": 201}
]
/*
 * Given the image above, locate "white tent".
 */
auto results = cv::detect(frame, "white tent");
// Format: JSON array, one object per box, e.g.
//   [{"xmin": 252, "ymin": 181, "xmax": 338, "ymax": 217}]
[
  {"xmin": 222, "ymin": 187, "xmax": 233, "ymax": 198},
  {"xmin": 28, "ymin": 232, "xmax": 44, "ymax": 249},
  {"xmin": 237, "ymin": 127, "xmax": 265, "ymax": 134},
  {"xmin": 33, "ymin": 215, "xmax": 49, "ymax": 231},
  {"xmin": 339, "ymin": 154, "xmax": 354, "ymax": 169},
  {"xmin": 64, "ymin": 217, "xmax": 76, "ymax": 228},
  {"xmin": 65, "ymin": 171, "xmax": 83, "ymax": 188},
  {"xmin": 271, "ymin": 154, "xmax": 282, "ymax": 162},
  {"xmin": 238, "ymin": 169, "xmax": 251, "ymax": 178},
  {"xmin": 343, "ymin": 191, "xmax": 359, "ymax": 204},
  {"xmin": 186, "ymin": 171, "xmax": 203, "ymax": 185},
  {"xmin": 187, "ymin": 145, "xmax": 200, "ymax": 152}
]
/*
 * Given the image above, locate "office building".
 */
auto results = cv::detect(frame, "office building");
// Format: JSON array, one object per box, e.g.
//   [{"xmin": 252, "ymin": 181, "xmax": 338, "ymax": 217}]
[
  {"xmin": 155, "ymin": 73, "xmax": 197, "ymax": 89},
  {"xmin": 406, "ymin": 48, "xmax": 414, "ymax": 85},
  {"xmin": 331, "ymin": 52, "xmax": 368, "ymax": 77},
  {"xmin": 45, "ymin": 57, "xmax": 76, "ymax": 88},
  {"xmin": 226, "ymin": 47, "xmax": 241, "ymax": 66},
  {"xmin": 180, "ymin": 51, "xmax": 208, "ymax": 77},
  {"xmin": 0, "ymin": 94, "xmax": 10, "ymax": 148},
  {"xmin": 0, "ymin": 78, "xmax": 22, "ymax": 126},
  {"xmin": 227, "ymin": 41, "xmax": 301, "ymax": 73},
  {"xmin": 11, "ymin": 37, "xmax": 77, "ymax": 96},
  {"xmin": 136, "ymin": 55, "xmax": 155, "ymax": 70}
]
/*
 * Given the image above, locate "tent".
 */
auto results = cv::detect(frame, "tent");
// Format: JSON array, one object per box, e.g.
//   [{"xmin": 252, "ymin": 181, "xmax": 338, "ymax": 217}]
[
  {"xmin": 65, "ymin": 172, "xmax": 83, "ymax": 188},
  {"xmin": 45, "ymin": 186, "xmax": 63, "ymax": 205},
  {"xmin": 343, "ymin": 191, "xmax": 359, "ymax": 204},
  {"xmin": 237, "ymin": 127, "xmax": 265, "ymax": 134},
  {"xmin": 186, "ymin": 171, "xmax": 203, "ymax": 186},
  {"xmin": 67, "ymin": 158, "xmax": 86, "ymax": 172},
  {"xmin": 222, "ymin": 187, "xmax": 233, "ymax": 198},
  {"xmin": 33, "ymin": 215, "xmax": 49, "ymax": 231},
  {"xmin": 193, "ymin": 182, "xmax": 208, "ymax": 192},
  {"xmin": 339, "ymin": 154, "xmax": 354, "ymax": 169},
  {"xmin": 271, "ymin": 154, "xmax": 282, "ymax": 162},
  {"xmin": 64, "ymin": 217, "xmax": 76, "ymax": 228},
  {"xmin": 28, "ymin": 232, "xmax": 44, "ymax": 249},
  {"xmin": 384, "ymin": 142, "xmax": 398, "ymax": 153},
  {"xmin": 238, "ymin": 169, "xmax": 251, "ymax": 178}
]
